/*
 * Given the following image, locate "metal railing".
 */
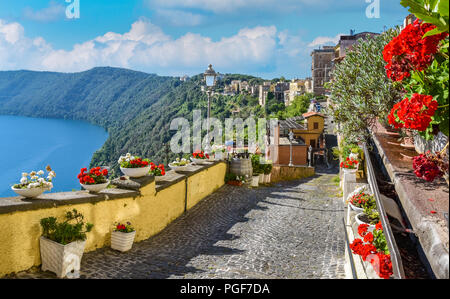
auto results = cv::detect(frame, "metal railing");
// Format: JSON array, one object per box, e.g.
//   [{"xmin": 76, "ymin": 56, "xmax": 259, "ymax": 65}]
[{"xmin": 363, "ymin": 143, "xmax": 405, "ymax": 279}]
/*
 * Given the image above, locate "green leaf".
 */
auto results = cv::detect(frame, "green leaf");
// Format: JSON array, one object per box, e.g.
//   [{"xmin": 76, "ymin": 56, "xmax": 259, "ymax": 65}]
[{"xmin": 438, "ymin": 0, "xmax": 449, "ymax": 17}]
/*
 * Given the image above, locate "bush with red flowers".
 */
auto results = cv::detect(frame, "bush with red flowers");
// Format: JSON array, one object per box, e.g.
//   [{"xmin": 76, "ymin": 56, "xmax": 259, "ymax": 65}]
[
  {"xmin": 413, "ymin": 151, "xmax": 446, "ymax": 182},
  {"xmin": 350, "ymin": 222, "xmax": 393, "ymax": 279},
  {"xmin": 150, "ymin": 162, "xmax": 166, "ymax": 176},
  {"xmin": 388, "ymin": 93, "xmax": 438, "ymax": 131},
  {"xmin": 192, "ymin": 150, "xmax": 210, "ymax": 160},
  {"xmin": 348, "ymin": 191, "xmax": 376, "ymax": 210},
  {"xmin": 383, "ymin": 20, "xmax": 448, "ymax": 82},
  {"xmin": 118, "ymin": 153, "xmax": 151, "ymax": 168},
  {"xmin": 340, "ymin": 157, "xmax": 359, "ymax": 170},
  {"xmin": 78, "ymin": 167, "xmax": 108, "ymax": 185}
]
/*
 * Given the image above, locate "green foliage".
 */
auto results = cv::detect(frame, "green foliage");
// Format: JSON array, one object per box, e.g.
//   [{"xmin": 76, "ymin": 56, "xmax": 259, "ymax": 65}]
[
  {"xmin": 284, "ymin": 93, "xmax": 314, "ymax": 118},
  {"xmin": 400, "ymin": 0, "xmax": 449, "ymax": 37},
  {"xmin": 328, "ymin": 29, "xmax": 403, "ymax": 143},
  {"xmin": 40, "ymin": 209, "xmax": 93, "ymax": 245},
  {"xmin": 363, "ymin": 207, "xmax": 381, "ymax": 225},
  {"xmin": 225, "ymin": 173, "xmax": 237, "ymax": 183},
  {"xmin": 251, "ymin": 154, "xmax": 263, "ymax": 174},
  {"xmin": 373, "ymin": 228, "xmax": 390, "ymax": 254}
]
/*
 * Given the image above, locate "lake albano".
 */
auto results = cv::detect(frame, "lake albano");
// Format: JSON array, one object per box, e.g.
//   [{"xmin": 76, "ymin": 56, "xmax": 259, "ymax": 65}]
[{"xmin": 0, "ymin": 115, "xmax": 108, "ymax": 197}]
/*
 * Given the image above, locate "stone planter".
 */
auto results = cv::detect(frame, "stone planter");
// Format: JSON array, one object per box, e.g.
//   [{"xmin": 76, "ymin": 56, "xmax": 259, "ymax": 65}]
[
  {"xmin": 251, "ymin": 175, "xmax": 260, "ymax": 187},
  {"xmin": 120, "ymin": 166, "xmax": 151, "ymax": 178},
  {"xmin": 40, "ymin": 236, "xmax": 86, "ymax": 278},
  {"xmin": 111, "ymin": 231, "xmax": 136, "ymax": 252},
  {"xmin": 11, "ymin": 186, "xmax": 48, "ymax": 198},
  {"xmin": 168, "ymin": 163, "xmax": 190, "ymax": 172},
  {"xmin": 258, "ymin": 173, "xmax": 264, "ymax": 184},
  {"xmin": 414, "ymin": 131, "xmax": 449, "ymax": 154},
  {"xmin": 348, "ymin": 202, "xmax": 365, "ymax": 213},
  {"xmin": 80, "ymin": 181, "xmax": 110, "ymax": 193},
  {"xmin": 264, "ymin": 173, "xmax": 272, "ymax": 183},
  {"xmin": 190, "ymin": 157, "xmax": 208, "ymax": 165},
  {"xmin": 355, "ymin": 213, "xmax": 375, "ymax": 232}
]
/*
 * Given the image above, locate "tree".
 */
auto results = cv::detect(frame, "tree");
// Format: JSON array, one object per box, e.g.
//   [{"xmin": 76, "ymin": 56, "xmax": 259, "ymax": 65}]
[
  {"xmin": 328, "ymin": 28, "xmax": 403, "ymax": 143},
  {"xmin": 285, "ymin": 93, "xmax": 314, "ymax": 118}
]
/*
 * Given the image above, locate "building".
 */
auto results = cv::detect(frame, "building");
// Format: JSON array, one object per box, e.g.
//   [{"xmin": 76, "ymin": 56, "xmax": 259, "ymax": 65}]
[
  {"xmin": 287, "ymin": 79, "xmax": 307, "ymax": 106},
  {"xmin": 304, "ymin": 77, "xmax": 313, "ymax": 94},
  {"xmin": 334, "ymin": 31, "xmax": 379, "ymax": 63},
  {"xmin": 311, "ymin": 46, "xmax": 334, "ymax": 96},
  {"xmin": 403, "ymin": 14, "xmax": 417, "ymax": 28},
  {"xmin": 268, "ymin": 112, "xmax": 326, "ymax": 165},
  {"xmin": 258, "ymin": 82, "xmax": 271, "ymax": 106},
  {"xmin": 273, "ymin": 82, "xmax": 290, "ymax": 102}
]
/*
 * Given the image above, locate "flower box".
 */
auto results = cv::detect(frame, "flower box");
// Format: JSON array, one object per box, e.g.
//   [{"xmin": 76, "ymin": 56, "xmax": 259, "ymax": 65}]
[
  {"xmin": 11, "ymin": 186, "xmax": 48, "ymax": 198},
  {"xmin": 81, "ymin": 181, "xmax": 110, "ymax": 193},
  {"xmin": 40, "ymin": 236, "xmax": 86, "ymax": 278},
  {"xmin": 355, "ymin": 213, "xmax": 375, "ymax": 232},
  {"xmin": 111, "ymin": 230, "xmax": 136, "ymax": 252}
]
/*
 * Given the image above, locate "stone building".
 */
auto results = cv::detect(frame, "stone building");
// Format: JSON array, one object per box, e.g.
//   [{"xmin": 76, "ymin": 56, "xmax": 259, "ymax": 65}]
[
  {"xmin": 334, "ymin": 31, "xmax": 379, "ymax": 63},
  {"xmin": 273, "ymin": 82, "xmax": 290, "ymax": 102},
  {"xmin": 311, "ymin": 46, "xmax": 334, "ymax": 96},
  {"xmin": 287, "ymin": 79, "xmax": 307, "ymax": 106},
  {"xmin": 258, "ymin": 82, "xmax": 271, "ymax": 106}
]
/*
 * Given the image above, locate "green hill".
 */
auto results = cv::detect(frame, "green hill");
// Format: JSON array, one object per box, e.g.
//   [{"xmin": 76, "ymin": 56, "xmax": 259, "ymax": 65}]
[{"xmin": 0, "ymin": 67, "xmax": 270, "ymax": 176}]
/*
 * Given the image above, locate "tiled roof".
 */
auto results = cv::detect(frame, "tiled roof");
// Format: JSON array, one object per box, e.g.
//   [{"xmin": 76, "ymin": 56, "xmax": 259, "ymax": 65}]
[
  {"xmin": 279, "ymin": 116, "xmax": 306, "ymax": 130},
  {"xmin": 302, "ymin": 112, "xmax": 325, "ymax": 118}
]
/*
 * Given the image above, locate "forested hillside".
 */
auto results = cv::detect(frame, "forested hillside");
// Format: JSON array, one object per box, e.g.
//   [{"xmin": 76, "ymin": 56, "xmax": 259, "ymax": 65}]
[{"xmin": 0, "ymin": 67, "xmax": 274, "ymax": 176}]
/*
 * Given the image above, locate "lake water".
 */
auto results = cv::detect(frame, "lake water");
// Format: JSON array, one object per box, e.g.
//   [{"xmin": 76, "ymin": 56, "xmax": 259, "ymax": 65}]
[{"xmin": 0, "ymin": 115, "xmax": 108, "ymax": 198}]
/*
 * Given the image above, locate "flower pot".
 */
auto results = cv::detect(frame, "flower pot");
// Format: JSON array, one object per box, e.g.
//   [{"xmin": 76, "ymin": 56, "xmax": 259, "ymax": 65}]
[
  {"xmin": 355, "ymin": 213, "xmax": 375, "ymax": 232},
  {"xmin": 11, "ymin": 186, "xmax": 47, "ymax": 198},
  {"xmin": 190, "ymin": 157, "xmax": 207, "ymax": 165},
  {"xmin": 251, "ymin": 175, "xmax": 260, "ymax": 187},
  {"xmin": 40, "ymin": 236, "xmax": 86, "ymax": 278},
  {"xmin": 168, "ymin": 163, "xmax": 190, "ymax": 172},
  {"xmin": 120, "ymin": 166, "xmax": 151, "ymax": 178},
  {"xmin": 264, "ymin": 173, "xmax": 272, "ymax": 183},
  {"xmin": 111, "ymin": 230, "xmax": 136, "ymax": 252},
  {"xmin": 343, "ymin": 167, "xmax": 358, "ymax": 174},
  {"xmin": 348, "ymin": 202, "xmax": 365, "ymax": 213},
  {"xmin": 80, "ymin": 181, "xmax": 110, "ymax": 193},
  {"xmin": 258, "ymin": 173, "xmax": 264, "ymax": 184}
]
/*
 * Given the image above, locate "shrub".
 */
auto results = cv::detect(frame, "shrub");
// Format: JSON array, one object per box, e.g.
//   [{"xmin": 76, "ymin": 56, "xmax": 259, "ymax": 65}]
[{"xmin": 40, "ymin": 209, "xmax": 94, "ymax": 245}]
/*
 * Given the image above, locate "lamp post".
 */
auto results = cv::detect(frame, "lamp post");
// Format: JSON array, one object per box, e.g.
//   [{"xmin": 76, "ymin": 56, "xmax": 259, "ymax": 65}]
[
  {"xmin": 204, "ymin": 64, "xmax": 217, "ymax": 154},
  {"xmin": 288, "ymin": 131, "xmax": 294, "ymax": 167}
]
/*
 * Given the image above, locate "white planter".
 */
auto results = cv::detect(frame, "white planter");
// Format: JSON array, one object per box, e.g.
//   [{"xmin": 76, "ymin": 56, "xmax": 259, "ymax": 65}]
[
  {"xmin": 190, "ymin": 157, "xmax": 207, "ymax": 165},
  {"xmin": 343, "ymin": 167, "xmax": 358, "ymax": 174},
  {"xmin": 348, "ymin": 202, "xmax": 365, "ymax": 213},
  {"xmin": 40, "ymin": 236, "xmax": 86, "ymax": 278},
  {"xmin": 264, "ymin": 173, "xmax": 272, "ymax": 183},
  {"xmin": 80, "ymin": 181, "xmax": 110, "ymax": 193},
  {"xmin": 258, "ymin": 174, "xmax": 264, "ymax": 184},
  {"xmin": 120, "ymin": 166, "xmax": 151, "ymax": 178},
  {"xmin": 355, "ymin": 213, "xmax": 375, "ymax": 232},
  {"xmin": 168, "ymin": 163, "xmax": 190, "ymax": 171},
  {"xmin": 251, "ymin": 175, "xmax": 260, "ymax": 187},
  {"xmin": 111, "ymin": 230, "xmax": 136, "ymax": 252},
  {"xmin": 11, "ymin": 186, "xmax": 47, "ymax": 198}
]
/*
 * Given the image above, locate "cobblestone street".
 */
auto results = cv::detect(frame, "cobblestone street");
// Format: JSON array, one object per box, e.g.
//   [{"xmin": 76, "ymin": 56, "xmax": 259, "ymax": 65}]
[{"xmin": 15, "ymin": 168, "xmax": 346, "ymax": 279}]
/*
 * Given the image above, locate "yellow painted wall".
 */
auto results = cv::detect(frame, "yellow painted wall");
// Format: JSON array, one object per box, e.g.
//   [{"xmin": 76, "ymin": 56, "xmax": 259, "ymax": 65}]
[{"xmin": 0, "ymin": 163, "xmax": 226, "ymax": 277}]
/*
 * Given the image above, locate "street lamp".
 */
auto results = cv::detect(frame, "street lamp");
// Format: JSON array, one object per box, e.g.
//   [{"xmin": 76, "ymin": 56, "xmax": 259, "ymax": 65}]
[
  {"xmin": 288, "ymin": 131, "xmax": 294, "ymax": 167},
  {"xmin": 203, "ymin": 64, "xmax": 217, "ymax": 153}
]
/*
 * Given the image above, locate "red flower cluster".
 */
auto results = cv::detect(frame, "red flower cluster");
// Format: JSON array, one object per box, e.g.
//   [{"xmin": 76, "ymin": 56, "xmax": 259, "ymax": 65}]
[
  {"xmin": 340, "ymin": 157, "xmax": 358, "ymax": 169},
  {"xmin": 116, "ymin": 224, "xmax": 127, "ymax": 231},
  {"xmin": 383, "ymin": 20, "xmax": 448, "ymax": 81},
  {"xmin": 193, "ymin": 150, "xmax": 210, "ymax": 159},
  {"xmin": 350, "ymin": 222, "xmax": 393, "ymax": 279},
  {"xmin": 388, "ymin": 94, "xmax": 438, "ymax": 131},
  {"xmin": 150, "ymin": 162, "xmax": 166, "ymax": 176},
  {"xmin": 78, "ymin": 167, "xmax": 108, "ymax": 185},
  {"xmin": 129, "ymin": 158, "xmax": 149, "ymax": 168},
  {"xmin": 350, "ymin": 192, "xmax": 372, "ymax": 208},
  {"xmin": 413, "ymin": 151, "xmax": 444, "ymax": 182}
]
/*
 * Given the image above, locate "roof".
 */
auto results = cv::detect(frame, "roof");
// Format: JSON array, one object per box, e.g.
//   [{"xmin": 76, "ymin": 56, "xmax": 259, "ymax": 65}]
[
  {"xmin": 302, "ymin": 112, "xmax": 325, "ymax": 118},
  {"xmin": 279, "ymin": 116, "xmax": 306, "ymax": 130}
]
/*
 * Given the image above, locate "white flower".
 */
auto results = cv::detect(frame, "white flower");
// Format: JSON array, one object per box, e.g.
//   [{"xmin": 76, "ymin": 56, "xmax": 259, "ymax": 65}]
[
  {"xmin": 20, "ymin": 177, "xmax": 28, "ymax": 184},
  {"xmin": 37, "ymin": 170, "xmax": 44, "ymax": 176},
  {"xmin": 22, "ymin": 172, "xmax": 28, "ymax": 178},
  {"xmin": 126, "ymin": 153, "xmax": 131, "ymax": 157},
  {"xmin": 31, "ymin": 175, "xmax": 39, "ymax": 180},
  {"xmin": 30, "ymin": 171, "xmax": 36, "ymax": 176},
  {"xmin": 349, "ymin": 153, "xmax": 359, "ymax": 161},
  {"xmin": 49, "ymin": 171, "xmax": 56, "ymax": 177}
]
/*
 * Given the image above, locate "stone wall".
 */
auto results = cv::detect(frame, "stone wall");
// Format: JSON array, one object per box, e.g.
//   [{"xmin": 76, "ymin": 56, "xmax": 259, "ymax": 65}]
[{"xmin": 270, "ymin": 165, "xmax": 315, "ymax": 183}]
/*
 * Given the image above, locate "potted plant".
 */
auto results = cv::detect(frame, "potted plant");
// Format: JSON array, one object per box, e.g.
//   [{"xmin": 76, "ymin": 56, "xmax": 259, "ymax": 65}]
[
  {"xmin": 355, "ymin": 207, "xmax": 380, "ymax": 232},
  {"xmin": 78, "ymin": 167, "xmax": 109, "ymax": 193},
  {"xmin": 340, "ymin": 156, "xmax": 359, "ymax": 174},
  {"xmin": 169, "ymin": 158, "xmax": 191, "ymax": 171},
  {"xmin": 190, "ymin": 150, "xmax": 210, "ymax": 164},
  {"xmin": 111, "ymin": 222, "xmax": 136, "ymax": 252},
  {"xmin": 347, "ymin": 189, "xmax": 376, "ymax": 213},
  {"xmin": 11, "ymin": 165, "xmax": 55, "ymax": 198},
  {"xmin": 40, "ymin": 209, "xmax": 93, "ymax": 278},
  {"xmin": 262, "ymin": 160, "xmax": 273, "ymax": 183},
  {"xmin": 150, "ymin": 162, "xmax": 166, "ymax": 176},
  {"xmin": 118, "ymin": 153, "xmax": 151, "ymax": 178}
]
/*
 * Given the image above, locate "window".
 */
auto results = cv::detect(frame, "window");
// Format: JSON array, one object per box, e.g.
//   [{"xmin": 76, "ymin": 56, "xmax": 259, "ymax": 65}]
[{"xmin": 313, "ymin": 122, "xmax": 319, "ymax": 130}]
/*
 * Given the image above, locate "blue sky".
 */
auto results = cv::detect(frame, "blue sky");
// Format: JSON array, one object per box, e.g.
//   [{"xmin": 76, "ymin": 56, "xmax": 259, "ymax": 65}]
[{"xmin": 0, "ymin": 0, "xmax": 409, "ymax": 79}]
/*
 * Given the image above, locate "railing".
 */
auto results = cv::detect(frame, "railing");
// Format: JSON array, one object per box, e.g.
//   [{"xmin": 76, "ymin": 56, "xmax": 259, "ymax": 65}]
[{"xmin": 363, "ymin": 143, "xmax": 405, "ymax": 279}]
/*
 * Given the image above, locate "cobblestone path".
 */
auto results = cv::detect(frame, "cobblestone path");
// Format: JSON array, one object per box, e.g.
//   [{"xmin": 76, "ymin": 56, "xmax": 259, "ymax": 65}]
[{"xmin": 14, "ymin": 168, "xmax": 346, "ymax": 279}]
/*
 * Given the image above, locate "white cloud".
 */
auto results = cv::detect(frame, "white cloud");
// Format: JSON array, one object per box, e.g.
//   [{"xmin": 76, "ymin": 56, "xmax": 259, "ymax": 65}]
[
  {"xmin": 308, "ymin": 33, "xmax": 344, "ymax": 47},
  {"xmin": 154, "ymin": 9, "xmax": 206, "ymax": 27},
  {"xmin": 23, "ymin": 1, "xmax": 65, "ymax": 22},
  {"xmin": 0, "ymin": 18, "xmax": 278, "ymax": 74}
]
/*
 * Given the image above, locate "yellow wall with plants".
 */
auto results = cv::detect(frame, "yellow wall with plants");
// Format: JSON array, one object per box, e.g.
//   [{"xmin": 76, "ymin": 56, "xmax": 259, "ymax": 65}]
[{"xmin": 0, "ymin": 163, "xmax": 226, "ymax": 277}]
